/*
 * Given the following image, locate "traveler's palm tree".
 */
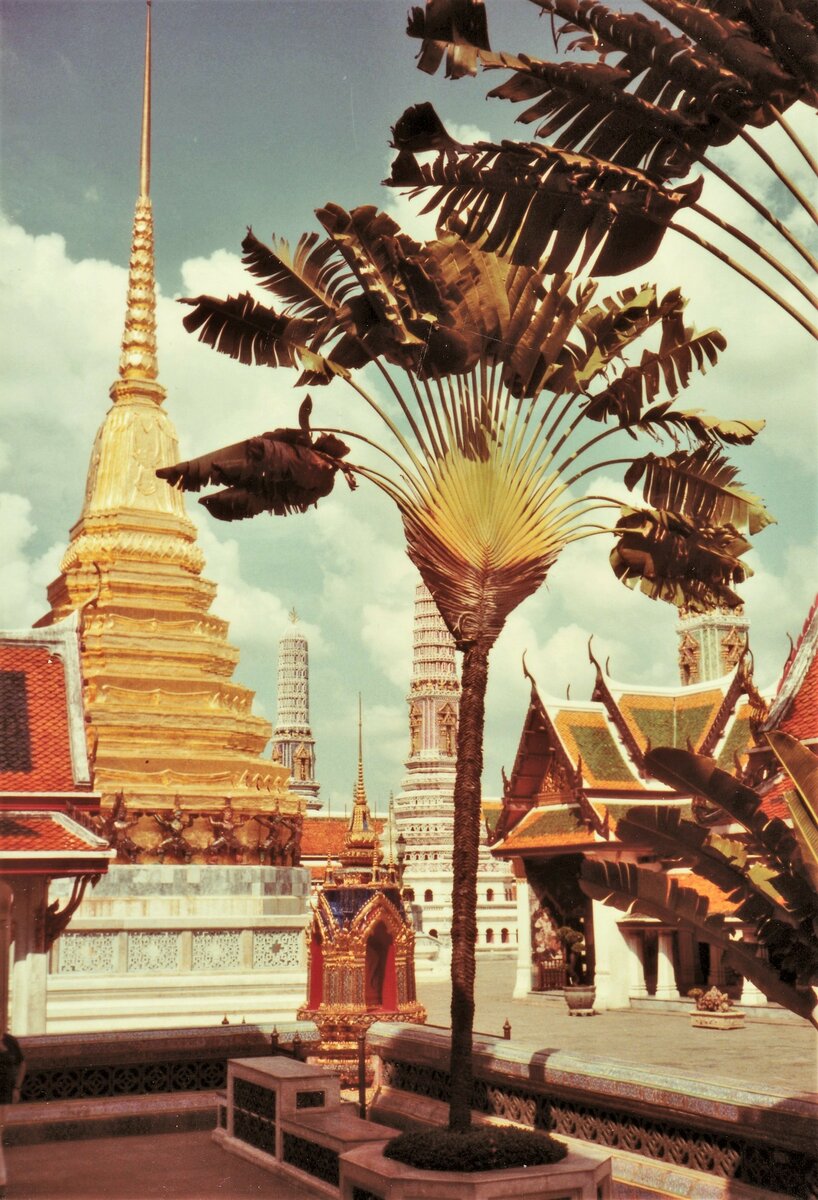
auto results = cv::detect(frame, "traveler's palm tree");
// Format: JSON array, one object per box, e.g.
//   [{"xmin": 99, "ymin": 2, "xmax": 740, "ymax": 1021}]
[
  {"xmin": 389, "ymin": 0, "xmax": 818, "ymax": 338},
  {"xmin": 158, "ymin": 204, "xmax": 770, "ymax": 1127}
]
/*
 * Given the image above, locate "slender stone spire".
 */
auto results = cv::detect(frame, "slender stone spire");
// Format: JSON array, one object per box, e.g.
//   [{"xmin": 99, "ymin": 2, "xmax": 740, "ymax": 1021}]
[
  {"xmin": 273, "ymin": 611, "xmax": 320, "ymax": 809},
  {"xmin": 677, "ymin": 606, "xmax": 750, "ymax": 685}
]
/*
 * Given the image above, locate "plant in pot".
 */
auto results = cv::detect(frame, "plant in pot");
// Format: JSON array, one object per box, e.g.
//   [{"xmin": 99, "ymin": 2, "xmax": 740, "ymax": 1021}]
[
  {"xmin": 689, "ymin": 986, "xmax": 745, "ymax": 1030},
  {"xmin": 558, "ymin": 927, "xmax": 596, "ymax": 1015}
]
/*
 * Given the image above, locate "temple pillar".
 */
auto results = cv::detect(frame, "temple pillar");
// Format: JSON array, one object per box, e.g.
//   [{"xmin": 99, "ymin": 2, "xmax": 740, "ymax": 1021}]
[
  {"xmin": 654, "ymin": 930, "xmax": 680, "ymax": 1001},
  {"xmin": 512, "ymin": 872, "xmax": 535, "ymax": 999},
  {"xmin": 10, "ymin": 878, "xmax": 49, "ymax": 1035},
  {"xmin": 707, "ymin": 942, "xmax": 727, "ymax": 988},
  {"xmin": 738, "ymin": 938, "xmax": 768, "ymax": 1006},
  {"xmin": 591, "ymin": 899, "xmax": 630, "ymax": 1009},
  {"xmin": 623, "ymin": 928, "xmax": 649, "ymax": 1000},
  {"xmin": 676, "ymin": 930, "xmax": 697, "ymax": 996}
]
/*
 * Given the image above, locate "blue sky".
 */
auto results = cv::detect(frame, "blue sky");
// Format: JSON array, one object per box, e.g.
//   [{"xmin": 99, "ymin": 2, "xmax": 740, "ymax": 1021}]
[{"xmin": 1, "ymin": 0, "xmax": 816, "ymax": 814}]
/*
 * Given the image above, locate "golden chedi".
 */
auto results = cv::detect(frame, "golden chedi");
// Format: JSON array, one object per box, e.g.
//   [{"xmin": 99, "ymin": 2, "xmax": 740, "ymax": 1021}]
[{"xmin": 36, "ymin": 2, "xmax": 300, "ymax": 861}]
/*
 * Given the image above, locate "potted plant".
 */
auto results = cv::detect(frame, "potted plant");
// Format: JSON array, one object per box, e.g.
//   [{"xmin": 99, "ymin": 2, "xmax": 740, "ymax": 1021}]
[
  {"xmin": 557, "ymin": 927, "xmax": 596, "ymax": 1015},
  {"xmin": 689, "ymin": 986, "xmax": 745, "ymax": 1030}
]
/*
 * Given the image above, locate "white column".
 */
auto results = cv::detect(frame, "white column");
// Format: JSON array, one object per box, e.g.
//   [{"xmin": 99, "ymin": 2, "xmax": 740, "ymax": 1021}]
[
  {"xmin": 737, "ymin": 939, "xmax": 768, "ymax": 1006},
  {"xmin": 591, "ymin": 899, "xmax": 631, "ymax": 1009},
  {"xmin": 0, "ymin": 883, "xmax": 11, "ymax": 1036},
  {"xmin": 512, "ymin": 872, "xmax": 535, "ymax": 999},
  {"xmin": 654, "ymin": 930, "xmax": 680, "ymax": 1000},
  {"xmin": 10, "ymin": 878, "xmax": 50, "ymax": 1035},
  {"xmin": 707, "ymin": 942, "xmax": 727, "ymax": 988},
  {"xmin": 623, "ymin": 929, "xmax": 649, "ymax": 1000}
]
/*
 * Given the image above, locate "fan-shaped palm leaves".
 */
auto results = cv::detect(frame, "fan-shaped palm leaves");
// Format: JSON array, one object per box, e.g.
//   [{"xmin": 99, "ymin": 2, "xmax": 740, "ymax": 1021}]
[
  {"xmin": 159, "ymin": 204, "xmax": 770, "ymax": 1126},
  {"xmin": 390, "ymin": 0, "xmax": 818, "ymax": 337}
]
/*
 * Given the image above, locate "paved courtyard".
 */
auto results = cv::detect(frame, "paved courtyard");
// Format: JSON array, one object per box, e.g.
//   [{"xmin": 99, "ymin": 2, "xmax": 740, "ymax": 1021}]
[
  {"xmin": 418, "ymin": 957, "xmax": 818, "ymax": 1095},
  {"xmin": 3, "ymin": 959, "xmax": 815, "ymax": 1198}
]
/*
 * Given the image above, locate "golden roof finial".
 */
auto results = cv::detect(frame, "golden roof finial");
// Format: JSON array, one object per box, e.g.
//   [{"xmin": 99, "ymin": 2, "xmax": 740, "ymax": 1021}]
[
  {"xmin": 118, "ymin": 0, "xmax": 159, "ymax": 386},
  {"xmin": 140, "ymin": 1, "xmax": 152, "ymax": 199},
  {"xmin": 289, "ymin": 607, "xmax": 299, "ymax": 625}
]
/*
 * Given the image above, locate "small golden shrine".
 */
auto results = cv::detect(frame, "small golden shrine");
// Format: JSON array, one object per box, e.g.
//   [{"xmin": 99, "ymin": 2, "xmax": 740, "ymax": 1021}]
[
  {"xmin": 298, "ymin": 704, "xmax": 425, "ymax": 1078},
  {"xmin": 34, "ymin": 2, "xmax": 301, "ymax": 862}
]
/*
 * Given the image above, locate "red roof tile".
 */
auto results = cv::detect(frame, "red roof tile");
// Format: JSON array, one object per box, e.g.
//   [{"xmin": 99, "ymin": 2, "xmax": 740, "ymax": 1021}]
[
  {"xmin": 0, "ymin": 645, "xmax": 75, "ymax": 792},
  {"xmin": 300, "ymin": 816, "xmax": 386, "ymax": 860},
  {"xmin": 0, "ymin": 812, "xmax": 110, "ymax": 859}
]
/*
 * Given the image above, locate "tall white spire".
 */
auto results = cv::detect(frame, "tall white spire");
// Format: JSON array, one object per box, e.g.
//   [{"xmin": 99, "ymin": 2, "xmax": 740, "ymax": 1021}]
[{"xmin": 273, "ymin": 611, "xmax": 320, "ymax": 809}]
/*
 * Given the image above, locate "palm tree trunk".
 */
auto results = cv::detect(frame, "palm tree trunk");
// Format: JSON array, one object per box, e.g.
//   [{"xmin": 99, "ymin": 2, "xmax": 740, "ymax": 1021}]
[{"xmin": 448, "ymin": 639, "xmax": 489, "ymax": 1131}]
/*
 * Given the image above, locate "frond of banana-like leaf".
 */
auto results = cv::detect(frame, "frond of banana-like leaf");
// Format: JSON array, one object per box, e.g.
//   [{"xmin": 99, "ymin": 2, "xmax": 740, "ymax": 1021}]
[
  {"xmin": 407, "ymin": 0, "xmax": 492, "ymax": 79},
  {"xmin": 610, "ymin": 506, "xmax": 751, "ymax": 611},
  {"xmin": 180, "ymin": 292, "xmax": 349, "ymax": 386},
  {"xmin": 387, "ymin": 104, "xmax": 702, "ymax": 273},
  {"xmin": 614, "ymin": 806, "xmax": 795, "ymax": 923},
  {"xmin": 579, "ymin": 858, "xmax": 817, "ymax": 1023},
  {"xmin": 241, "ymin": 229, "xmax": 357, "ymax": 321},
  {"xmin": 766, "ymin": 730, "xmax": 818, "ymax": 891},
  {"xmin": 644, "ymin": 746, "xmax": 806, "ymax": 877},
  {"xmin": 584, "ymin": 325, "xmax": 726, "ymax": 427},
  {"xmin": 635, "ymin": 405, "xmax": 765, "ymax": 446},
  {"xmin": 156, "ymin": 423, "xmax": 355, "ymax": 521},
  {"xmin": 625, "ymin": 446, "xmax": 773, "ymax": 534}
]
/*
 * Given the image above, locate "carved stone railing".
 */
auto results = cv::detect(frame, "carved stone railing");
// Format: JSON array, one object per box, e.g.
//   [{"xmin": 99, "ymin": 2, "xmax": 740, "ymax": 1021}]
[
  {"xmin": 50, "ymin": 923, "xmax": 305, "ymax": 976},
  {"xmin": 366, "ymin": 1023, "xmax": 818, "ymax": 1200},
  {"xmin": 13, "ymin": 1025, "xmax": 317, "ymax": 1105}
]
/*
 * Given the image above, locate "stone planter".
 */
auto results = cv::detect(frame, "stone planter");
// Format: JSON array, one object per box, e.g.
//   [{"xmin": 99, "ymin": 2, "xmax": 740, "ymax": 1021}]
[
  {"xmin": 340, "ymin": 1140, "xmax": 613, "ymax": 1199},
  {"xmin": 563, "ymin": 985, "xmax": 596, "ymax": 1016},
  {"xmin": 691, "ymin": 1009, "xmax": 745, "ymax": 1029}
]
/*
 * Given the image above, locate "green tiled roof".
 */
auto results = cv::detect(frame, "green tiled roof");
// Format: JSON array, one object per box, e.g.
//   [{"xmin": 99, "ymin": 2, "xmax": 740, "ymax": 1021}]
[
  {"xmin": 604, "ymin": 801, "xmax": 694, "ymax": 823},
  {"xmin": 483, "ymin": 802, "xmax": 503, "ymax": 835},
  {"xmin": 570, "ymin": 723, "xmax": 633, "ymax": 783},
  {"xmin": 626, "ymin": 702, "xmax": 715, "ymax": 750},
  {"xmin": 716, "ymin": 715, "xmax": 753, "ymax": 770},
  {"xmin": 518, "ymin": 808, "xmax": 587, "ymax": 839}
]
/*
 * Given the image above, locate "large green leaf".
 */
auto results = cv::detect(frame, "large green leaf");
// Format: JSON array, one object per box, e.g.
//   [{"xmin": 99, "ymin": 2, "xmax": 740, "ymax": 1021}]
[
  {"xmin": 615, "ymin": 806, "xmax": 795, "ymax": 924},
  {"xmin": 610, "ymin": 506, "xmax": 751, "ymax": 611},
  {"xmin": 387, "ymin": 103, "xmax": 702, "ymax": 274},
  {"xmin": 766, "ymin": 730, "xmax": 818, "ymax": 891},
  {"xmin": 580, "ymin": 858, "xmax": 817, "ymax": 1024},
  {"xmin": 624, "ymin": 446, "xmax": 773, "ymax": 534}
]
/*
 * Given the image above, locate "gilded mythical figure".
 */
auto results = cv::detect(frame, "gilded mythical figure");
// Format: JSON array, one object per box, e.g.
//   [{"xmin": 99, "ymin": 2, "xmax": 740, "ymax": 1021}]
[
  {"xmin": 255, "ymin": 807, "xmax": 304, "ymax": 866},
  {"xmin": 153, "ymin": 801, "xmax": 195, "ymax": 863},
  {"xmin": 206, "ymin": 800, "xmax": 247, "ymax": 861},
  {"xmin": 97, "ymin": 792, "xmax": 141, "ymax": 863}
]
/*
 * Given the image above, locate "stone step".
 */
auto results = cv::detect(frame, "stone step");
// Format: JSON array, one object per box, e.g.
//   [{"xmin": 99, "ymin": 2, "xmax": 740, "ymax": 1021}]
[{"xmin": 3, "ymin": 1091, "xmax": 218, "ymax": 1145}]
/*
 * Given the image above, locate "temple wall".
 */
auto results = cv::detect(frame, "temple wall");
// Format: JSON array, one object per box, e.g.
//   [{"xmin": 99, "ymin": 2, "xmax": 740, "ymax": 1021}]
[{"xmin": 37, "ymin": 866, "xmax": 312, "ymax": 1033}]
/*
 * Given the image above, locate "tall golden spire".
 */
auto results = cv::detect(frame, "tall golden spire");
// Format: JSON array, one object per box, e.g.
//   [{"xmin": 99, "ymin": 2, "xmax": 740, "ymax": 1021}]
[
  {"xmin": 118, "ymin": 0, "xmax": 159, "ymax": 386},
  {"xmin": 77, "ymin": 0, "xmax": 183, "ymax": 522},
  {"xmin": 341, "ymin": 697, "xmax": 377, "ymax": 867},
  {"xmin": 140, "ymin": 0, "xmax": 152, "ymax": 200}
]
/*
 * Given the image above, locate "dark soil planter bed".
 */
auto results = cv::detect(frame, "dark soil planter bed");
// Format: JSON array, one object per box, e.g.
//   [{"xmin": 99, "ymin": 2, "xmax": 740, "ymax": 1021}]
[{"xmin": 339, "ymin": 1127, "xmax": 613, "ymax": 1199}]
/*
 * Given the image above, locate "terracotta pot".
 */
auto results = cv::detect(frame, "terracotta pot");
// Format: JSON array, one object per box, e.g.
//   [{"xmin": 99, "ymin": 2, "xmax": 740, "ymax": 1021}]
[{"xmin": 563, "ymin": 985, "xmax": 596, "ymax": 1016}]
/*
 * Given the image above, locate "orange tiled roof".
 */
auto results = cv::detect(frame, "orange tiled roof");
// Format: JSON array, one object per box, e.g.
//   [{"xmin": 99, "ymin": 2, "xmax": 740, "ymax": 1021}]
[
  {"xmin": 494, "ymin": 804, "xmax": 598, "ymax": 854},
  {"xmin": 300, "ymin": 816, "xmax": 386, "ymax": 860},
  {"xmin": 758, "ymin": 774, "xmax": 796, "ymax": 821},
  {"xmin": 0, "ymin": 645, "xmax": 74, "ymax": 792},
  {"xmin": 0, "ymin": 811, "xmax": 111, "ymax": 861},
  {"xmin": 675, "ymin": 872, "xmax": 738, "ymax": 916},
  {"xmin": 765, "ymin": 594, "xmax": 818, "ymax": 742}
]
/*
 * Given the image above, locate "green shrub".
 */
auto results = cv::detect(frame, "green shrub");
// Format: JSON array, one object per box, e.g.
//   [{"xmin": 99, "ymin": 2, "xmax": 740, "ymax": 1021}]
[{"xmin": 383, "ymin": 1126, "xmax": 568, "ymax": 1172}]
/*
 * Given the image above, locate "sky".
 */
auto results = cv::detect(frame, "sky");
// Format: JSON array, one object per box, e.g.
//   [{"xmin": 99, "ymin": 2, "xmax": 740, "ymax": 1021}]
[{"xmin": 1, "ymin": 0, "xmax": 816, "ymax": 816}]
